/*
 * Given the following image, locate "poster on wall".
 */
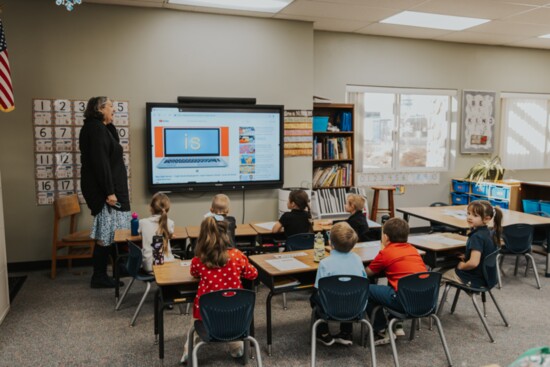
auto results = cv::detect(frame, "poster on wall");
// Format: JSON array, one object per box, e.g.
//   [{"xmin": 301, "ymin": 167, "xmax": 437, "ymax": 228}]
[
  {"xmin": 32, "ymin": 98, "xmax": 130, "ymax": 205},
  {"xmin": 460, "ymin": 90, "xmax": 496, "ymax": 154},
  {"xmin": 284, "ymin": 109, "xmax": 312, "ymax": 157}
]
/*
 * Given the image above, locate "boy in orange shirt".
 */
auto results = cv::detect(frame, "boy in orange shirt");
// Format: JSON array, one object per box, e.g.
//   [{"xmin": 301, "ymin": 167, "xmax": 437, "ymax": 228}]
[{"xmin": 365, "ymin": 217, "xmax": 426, "ymax": 345}]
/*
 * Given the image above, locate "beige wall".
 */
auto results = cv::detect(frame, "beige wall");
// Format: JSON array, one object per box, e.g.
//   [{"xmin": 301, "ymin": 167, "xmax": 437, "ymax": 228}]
[
  {"xmin": 1, "ymin": 2, "xmax": 550, "ymax": 263},
  {"xmin": 314, "ymin": 31, "xmax": 550, "ymax": 225},
  {"xmin": 0, "ymin": 0, "xmax": 313, "ymax": 262}
]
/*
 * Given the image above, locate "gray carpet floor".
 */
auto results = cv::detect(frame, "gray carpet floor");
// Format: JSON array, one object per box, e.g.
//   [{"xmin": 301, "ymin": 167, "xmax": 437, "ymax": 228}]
[{"xmin": 1, "ymin": 255, "xmax": 550, "ymax": 367}]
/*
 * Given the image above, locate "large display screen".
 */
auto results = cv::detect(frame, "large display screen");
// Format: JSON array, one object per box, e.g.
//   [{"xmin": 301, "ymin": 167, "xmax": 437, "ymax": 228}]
[{"xmin": 146, "ymin": 102, "xmax": 284, "ymax": 192}]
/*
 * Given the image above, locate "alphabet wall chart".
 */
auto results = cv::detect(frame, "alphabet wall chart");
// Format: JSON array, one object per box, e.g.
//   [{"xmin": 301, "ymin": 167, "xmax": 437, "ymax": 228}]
[{"xmin": 32, "ymin": 98, "xmax": 131, "ymax": 205}]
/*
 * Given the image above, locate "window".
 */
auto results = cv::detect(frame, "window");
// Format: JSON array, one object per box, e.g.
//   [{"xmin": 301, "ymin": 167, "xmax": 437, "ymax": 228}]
[
  {"xmin": 347, "ymin": 86, "xmax": 457, "ymax": 173},
  {"xmin": 500, "ymin": 93, "xmax": 550, "ymax": 170}
]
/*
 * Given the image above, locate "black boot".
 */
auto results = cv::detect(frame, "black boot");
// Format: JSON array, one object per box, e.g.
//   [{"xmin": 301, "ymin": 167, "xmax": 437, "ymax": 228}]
[{"xmin": 91, "ymin": 244, "xmax": 117, "ymax": 288}]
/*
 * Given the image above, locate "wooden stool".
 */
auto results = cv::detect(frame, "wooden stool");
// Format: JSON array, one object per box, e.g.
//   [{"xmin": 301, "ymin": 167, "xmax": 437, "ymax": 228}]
[{"xmin": 370, "ymin": 186, "xmax": 396, "ymax": 221}]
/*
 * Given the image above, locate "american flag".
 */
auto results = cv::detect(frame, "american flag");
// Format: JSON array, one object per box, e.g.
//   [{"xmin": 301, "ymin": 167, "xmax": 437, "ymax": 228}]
[{"xmin": 0, "ymin": 19, "xmax": 14, "ymax": 112}]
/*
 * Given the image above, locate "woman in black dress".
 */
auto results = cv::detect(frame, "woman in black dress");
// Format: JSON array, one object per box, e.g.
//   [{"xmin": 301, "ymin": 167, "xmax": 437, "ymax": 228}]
[{"xmin": 79, "ymin": 96, "xmax": 130, "ymax": 288}]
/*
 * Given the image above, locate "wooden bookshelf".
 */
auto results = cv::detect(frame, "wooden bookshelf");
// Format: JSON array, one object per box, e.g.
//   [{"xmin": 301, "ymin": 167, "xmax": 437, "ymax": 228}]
[{"xmin": 312, "ymin": 103, "xmax": 355, "ymax": 189}]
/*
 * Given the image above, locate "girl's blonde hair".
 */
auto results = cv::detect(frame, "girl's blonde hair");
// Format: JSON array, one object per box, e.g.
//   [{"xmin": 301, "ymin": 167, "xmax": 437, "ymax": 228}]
[
  {"xmin": 211, "ymin": 193, "xmax": 230, "ymax": 215},
  {"xmin": 195, "ymin": 216, "xmax": 231, "ymax": 268},
  {"xmin": 150, "ymin": 192, "xmax": 171, "ymax": 252},
  {"xmin": 347, "ymin": 194, "xmax": 366, "ymax": 212}
]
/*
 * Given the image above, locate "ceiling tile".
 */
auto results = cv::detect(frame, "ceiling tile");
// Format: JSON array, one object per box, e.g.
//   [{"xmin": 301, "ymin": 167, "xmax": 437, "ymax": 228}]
[
  {"xmin": 356, "ymin": 22, "xmax": 453, "ymax": 39},
  {"xmin": 492, "ymin": 0, "xmax": 550, "ymax": 6},
  {"xmin": 412, "ymin": 0, "xmax": 535, "ymax": 19},
  {"xmin": 280, "ymin": 0, "xmax": 398, "ymax": 22},
  {"xmin": 507, "ymin": 37, "xmax": 550, "ymax": 48},
  {"xmin": 468, "ymin": 20, "xmax": 550, "ymax": 36},
  {"xmin": 307, "ymin": 0, "xmax": 428, "ymax": 9},
  {"xmin": 274, "ymin": 13, "xmax": 371, "ymax": 31},
  {"xmin": 435, "ymin": 31, "xmax": 526, "ymax": 45},
  {"xmin": 505, "ymin": 6, "xmax": 550, "ymax": 23}
]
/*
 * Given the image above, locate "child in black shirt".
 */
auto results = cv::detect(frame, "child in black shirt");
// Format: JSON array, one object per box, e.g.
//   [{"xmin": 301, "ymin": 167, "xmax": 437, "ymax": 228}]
[
  {"xmin": 345, "ymin": 193, "xmax": 372, "ymax": 242},
  {"xmin": 272, "ymin": 189, "xmax": 313, "ymax": 238}
]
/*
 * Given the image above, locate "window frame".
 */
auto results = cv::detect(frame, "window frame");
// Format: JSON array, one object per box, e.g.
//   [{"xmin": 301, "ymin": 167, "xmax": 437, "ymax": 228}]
[{"xmin": 347, "ymin": 85, "xmax": 457, "ymax": 174}]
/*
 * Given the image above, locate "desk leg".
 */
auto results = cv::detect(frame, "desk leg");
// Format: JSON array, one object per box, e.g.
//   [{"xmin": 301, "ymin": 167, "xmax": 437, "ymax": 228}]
[
  {"xmin": 266, "ymin": 291, "xmax": 273, "ymax": 356},
  {"xmin": 546, "ymin": 250, "xmax": 550, "ymax": 278},
  {"xmin": 154, "ymin": 288, "xmax": 160, "ymax": 345},
  {"xmin": 159, "ymin": 300, "xmax": 165, "ymax": 361},
  {"xmin": 403, "ymin": 213, "xmax": 410, "ymax": 222}
]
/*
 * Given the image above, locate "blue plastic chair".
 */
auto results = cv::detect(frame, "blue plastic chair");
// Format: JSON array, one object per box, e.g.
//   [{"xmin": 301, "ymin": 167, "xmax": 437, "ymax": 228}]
[
  {"xmin": 311, "ymin": 275, "xmax": 376, "ymax": 367},
  {"xmin": 282, "ymin": 233, "xmax": 315, "ymax": 309},
  {"xmin": 115, "ymin": 241, "xmax": 155, "ymax": 326},
  {"xmin": 285, "ymin": 233, "xmax": 314, "ymax": 251},
  {"xmin": 377, "ymin": 272, "xmax": 452, "ymax": 367},
  {"xmin": 438, "ymin": 250, "xmax": 509, "ymax": 343},
  {"xmin": 187, "ymin": 289, "xmax": 262, "ymax": 367},
  {"xmin": 497, "ymin": 224, "xmax": 541, "ymax": 289}
]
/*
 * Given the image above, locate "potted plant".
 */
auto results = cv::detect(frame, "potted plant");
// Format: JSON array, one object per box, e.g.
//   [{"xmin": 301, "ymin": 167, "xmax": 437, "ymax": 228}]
[{"xmin": 466, "ymin": 156, "xmax": 505, "ymax": 183}]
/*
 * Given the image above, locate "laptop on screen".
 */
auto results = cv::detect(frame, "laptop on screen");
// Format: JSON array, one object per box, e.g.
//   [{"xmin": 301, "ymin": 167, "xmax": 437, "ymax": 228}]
[{"xmin": 157, "ymin": 128, "xmax": 228, "ymax": 168}]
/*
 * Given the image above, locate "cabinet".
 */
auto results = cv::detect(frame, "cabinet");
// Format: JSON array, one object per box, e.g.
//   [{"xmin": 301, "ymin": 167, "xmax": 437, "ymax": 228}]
[
  {"xmin": 450, "ymin": 179, "xmax": 521, "ymax": 211},
  {"xmin": 312, "ymin": 103, "xmax": 354, "ymax": 189}
]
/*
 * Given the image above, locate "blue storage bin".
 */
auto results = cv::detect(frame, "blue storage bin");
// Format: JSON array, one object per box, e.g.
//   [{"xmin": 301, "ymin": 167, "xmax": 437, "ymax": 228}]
[
  {"xmin": 490, "ymin": 198, "xmax": 509, "ymax": 210},
  {"xmin": 522, "ymin": 199, "xmax": 540, "ymax": 213},
  {"xmin": 540, "ymin": 201, "xmax": 550, "ymax": 215},
  {"xmin": 451, "ymin": 192, "xmax": 469, "ymax": 205},
  {"xmin": 313, "ymin": 116, "xmax": 329, "ymax": 132},
  {"xmin": 470, "ymin": 194, "xmax": 485, "ymax": 202},
  {"xmin": 452, "ymin": 180, "xmax": 471, "ymax": 193},
  {"xmin": 471, "ymin": 183, "xmax": 489, "ymax": 196},
  {"xmin": 490, "ymin": 185, "xmax": 511, "ymax": 200}
]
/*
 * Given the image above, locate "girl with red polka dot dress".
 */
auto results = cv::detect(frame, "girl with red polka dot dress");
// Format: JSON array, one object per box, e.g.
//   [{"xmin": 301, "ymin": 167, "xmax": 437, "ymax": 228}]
[{"xmin": 181, "ymin": 216, "xmax": 258, "ymax": 364}]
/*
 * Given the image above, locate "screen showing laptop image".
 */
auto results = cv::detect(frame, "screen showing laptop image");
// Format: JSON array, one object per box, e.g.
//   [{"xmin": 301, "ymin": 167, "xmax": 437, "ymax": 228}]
[{"xmin": 157, "ymin": 128, "xmax": 228, "ymax": 168}]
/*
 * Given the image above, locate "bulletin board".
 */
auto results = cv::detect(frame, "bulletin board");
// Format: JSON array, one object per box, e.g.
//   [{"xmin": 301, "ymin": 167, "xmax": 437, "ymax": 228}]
[
  {"xmin": 32, "ymin": 98, "xmax": 130, "ymax": 205},
  {"xmin": 284, "ymin": 109, "xmax": 312, "ymax": 157},
  {"xmin": 460, "ymin": 90, "xmax": 496, "ymax": 154}
]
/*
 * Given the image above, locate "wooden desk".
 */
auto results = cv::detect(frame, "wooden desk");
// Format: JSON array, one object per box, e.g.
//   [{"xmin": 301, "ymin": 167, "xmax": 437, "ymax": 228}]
[
  {"xmin": 251, "ymin": 218, "xmax": 382, "ymax": 235},
  {"xmin": 112, "ymin": 226, "xmax": 189, "ymax": 301},
  {"xmin": 185, "ymin": 223, "xmax": 257, "ymax": 238},
  {"xmin": 398, "ymin": 205, "xmax": 550, "ymax": 275},
  {"xmin": 114, "ymin": 226, "xmax": 189, "ymax": 243},
  {"xmin": 398, "ymin": 205, "xmax": 550, "ymax": 229},
  {"xmin": 408, "ymin": 233, "xmax": 468, "ymax": 268},
  {"xmin": 249, "ymin": 244, "xmax": 381, "ymax": 355},
  {"xmin": 153, "ymin": 260, "xmax": 198, "ymax": 362}
]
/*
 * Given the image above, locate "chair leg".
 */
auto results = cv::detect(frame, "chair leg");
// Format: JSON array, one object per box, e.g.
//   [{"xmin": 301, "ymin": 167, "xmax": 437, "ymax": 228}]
[
  {"xmin": 526, "ymin": 254, "xmax": 542, "ymax": 289},
  {"xmin": 496, "ymin": 254, "xmax": 503, "ymax": 289},
  {"xmin": 481, "ymin": 293, "xmax": 487, "ymax": 317},
  {"xmin": 192, "ymin": 341, "xmax": 207, "ymax": 367},
  {"xmin": 283, "ymin": 292, "xmax": 288, "ymax": 310},
  {"xmin": 311, "ymin": 319, "xmax": 324, "ymax": 367},
  {"xmin": 115, "ymin": 277, "xmax": 135, "ymax": 310},
  {"xmin": 359, "ymin": 319, "xmax": 376, "ymax": 367},
  {"xmin": 130, "ymin": 281, "xmax": 152, "ymax": 327},
  {"xmin": 450, "ymin": 289, "xmax": 461, "ymax": 314},
  {"xmin": 186, "ymin": 326, "xmax": 195, "ymax": 367},
  {"xmin": 437, "ymin": 284, "xmax": 451, "ymax": 316},
  {"xmin": 186, "ymin": 303, "xmax": 191, "ymax": 315},
  {"xmin": 409, "ymin": 319, "xmax": 417, "ymax": 341},
  {"xmin": 388, "ymin": 318, "xmax": 400, "ymax": 367},
  {"xmin": 246, "ymin": 336, "xmax": 263, "ymax": 367},
  {"xmin": 430, "ymin": 314, "xmax": 453, "ymax": 367},
  {"xmin": 470, "ymin": 294, "xmax": 495, "ymax": 343},
  {"xmin": 514, "ymin": 256, "xmax": 520, "ymax": 276},
  {"xmin": 488, "ymin": 290, "xmax": 510, "ymax": 327}
]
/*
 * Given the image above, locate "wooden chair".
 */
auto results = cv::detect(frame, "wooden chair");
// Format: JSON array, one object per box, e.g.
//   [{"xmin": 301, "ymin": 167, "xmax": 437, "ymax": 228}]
[{"xmin": 51, "ymin": 194, "xmax": 95, "ymax": 279}]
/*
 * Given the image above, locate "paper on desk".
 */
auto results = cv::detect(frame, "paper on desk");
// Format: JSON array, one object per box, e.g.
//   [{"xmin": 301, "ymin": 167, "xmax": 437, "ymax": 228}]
[
  {"xmin": 414, "ymin": 235, "xmax": 465, "ymax": 246},
  {"xmin": 266, "ymin": 257, "xmax": 310, "ymax": 271},
  {"xmin": 255, "ymin": 221, "xmax": 277, "ymax": 231},
  {"xmin": 274, "ymin": 252, "xmax": 308, "ymax": 258},
  {"xmin": 442, "ymin": 209, "xmax": 467, "ymax": 220},
  {"xmin": 355, "ymin": 241, "xmax": 380, "ymax": 249}
]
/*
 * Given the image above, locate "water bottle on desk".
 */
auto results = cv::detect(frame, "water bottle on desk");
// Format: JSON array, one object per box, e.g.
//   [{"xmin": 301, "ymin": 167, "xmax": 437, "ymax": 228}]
[
  {"xmin": 313, "ymin": 232, "xmax": 326, "ymax": 263},
  {"xmin": 131, "ymin": 212, "xmax": 139, "ymax": 236}
]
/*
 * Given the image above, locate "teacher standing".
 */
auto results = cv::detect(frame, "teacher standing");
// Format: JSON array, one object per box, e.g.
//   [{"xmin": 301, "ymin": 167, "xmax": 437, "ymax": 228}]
[{"xmin": 80, "ymin": 96, "xmax": 130, "ymax": 288}]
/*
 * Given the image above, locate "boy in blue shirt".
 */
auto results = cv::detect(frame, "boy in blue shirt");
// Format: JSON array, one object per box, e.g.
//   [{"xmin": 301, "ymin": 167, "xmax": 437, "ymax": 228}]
[{"xmin": 310, "ymin": 222, "xmax": 367, "ymax": 346}]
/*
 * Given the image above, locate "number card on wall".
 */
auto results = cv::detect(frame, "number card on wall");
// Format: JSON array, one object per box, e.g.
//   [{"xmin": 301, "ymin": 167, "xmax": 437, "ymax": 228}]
[{"xmin": 32, "ymin": 98, "xmax": 131, "ymax": 205}]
